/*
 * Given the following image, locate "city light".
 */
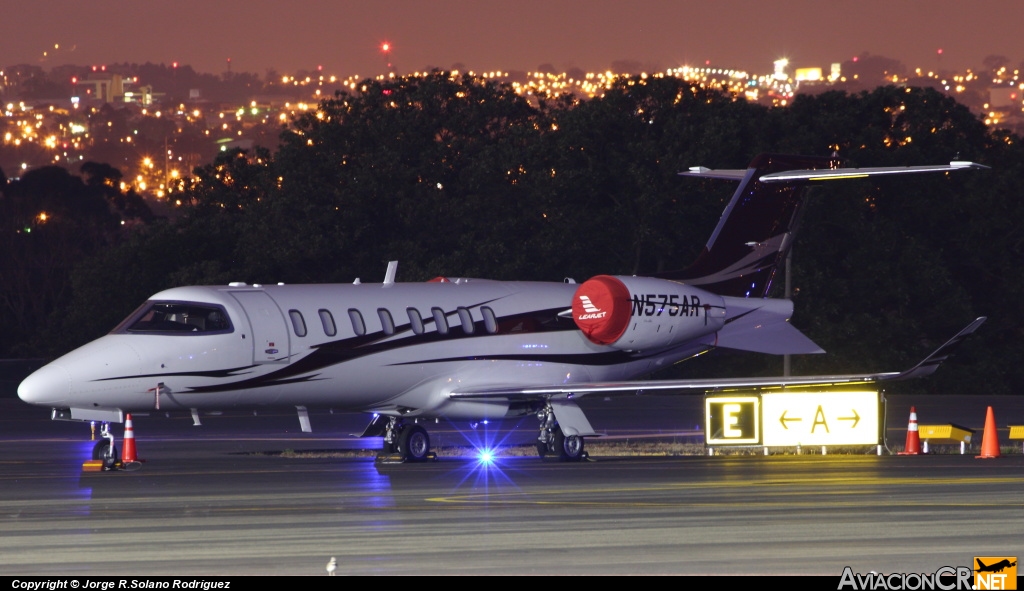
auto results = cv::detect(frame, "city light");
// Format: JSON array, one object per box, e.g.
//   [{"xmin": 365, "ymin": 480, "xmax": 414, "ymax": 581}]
[{"xmin": 2, "ymin": 53, "xmax": 1019, "ymax": 204}]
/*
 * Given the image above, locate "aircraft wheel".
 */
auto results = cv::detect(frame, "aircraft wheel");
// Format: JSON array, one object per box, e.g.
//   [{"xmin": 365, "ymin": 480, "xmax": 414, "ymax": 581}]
[
  {"xmin": 398, "ymin": 425, "xmax": 430, "ymax": 462},
  {"xmin": 92, "ymin": 440, "xmax": 119, "ymax": 464},
  {"xmin": 535, "ymin": 441, "xmax": 548, "ymax": 458},
  {"xmin": 554, "ymin": 429, "xmax": 585, "ymax": 462}
]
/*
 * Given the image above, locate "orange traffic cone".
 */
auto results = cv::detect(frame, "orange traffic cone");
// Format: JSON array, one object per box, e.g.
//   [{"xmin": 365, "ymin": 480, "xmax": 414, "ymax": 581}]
[
  {"xmin": 976, "ymin": 406, "xmax": 1001, "ymax": 459},
  {"xmin": 122, "ymin": 413, "xmax": 139, "ymax": 465},
  {"xmin": 898, "ymin": 406, "xmax": 921, "ymax": 455}
]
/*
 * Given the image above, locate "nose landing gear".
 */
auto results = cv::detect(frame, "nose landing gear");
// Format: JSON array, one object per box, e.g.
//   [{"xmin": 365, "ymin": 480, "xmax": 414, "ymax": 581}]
[
  {"xmin": 84, "ymin": 418, "xmax": 142, "ymax": 472},
  {"xmin": 89, "ymin": 422, "xmax": 119, "ymax": 471}
]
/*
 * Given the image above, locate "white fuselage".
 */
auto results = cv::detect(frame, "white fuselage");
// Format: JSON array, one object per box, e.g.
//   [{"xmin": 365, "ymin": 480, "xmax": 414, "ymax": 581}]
[{"xmin": 19, "ymin": 279, "xmax": 717, "ymax": 421}]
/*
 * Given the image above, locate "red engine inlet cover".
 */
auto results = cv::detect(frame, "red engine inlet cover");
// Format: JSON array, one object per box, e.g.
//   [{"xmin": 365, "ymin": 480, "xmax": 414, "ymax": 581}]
[{"xmin": 572, "ymin": 275, "xmax": 632, "ymax": 345}]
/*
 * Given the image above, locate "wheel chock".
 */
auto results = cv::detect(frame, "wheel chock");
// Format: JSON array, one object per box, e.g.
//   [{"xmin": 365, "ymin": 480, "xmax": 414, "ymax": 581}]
[
  {"xmin": 82, "ymin": 460, "xmax": 105, "ymax": 472},
  {"xmin": 374, "ymin": 451, "xmax": 438, "ymax": 464}
]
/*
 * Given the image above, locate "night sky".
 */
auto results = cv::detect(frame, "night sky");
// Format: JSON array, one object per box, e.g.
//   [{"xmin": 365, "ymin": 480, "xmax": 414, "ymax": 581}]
[{"xmin": 7, "ymin": 0, "xmax": 1024, "ymax": 76}]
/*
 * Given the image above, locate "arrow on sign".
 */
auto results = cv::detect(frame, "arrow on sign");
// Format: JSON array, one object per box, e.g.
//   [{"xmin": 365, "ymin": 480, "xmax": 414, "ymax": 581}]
[
  {"xmin": 837, "ymin": 409, "xmax": 860, "ymax": 428},
  {"xmin": 779, "ymin": 410, "xmax": 802, "ymax": 430}
]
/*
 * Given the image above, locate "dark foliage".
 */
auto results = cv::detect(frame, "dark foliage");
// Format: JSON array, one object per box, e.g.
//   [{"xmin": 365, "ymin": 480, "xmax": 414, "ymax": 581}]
[{"xmin": 4, "ymin": 75, "xmax": 1020, "ymax": 394}]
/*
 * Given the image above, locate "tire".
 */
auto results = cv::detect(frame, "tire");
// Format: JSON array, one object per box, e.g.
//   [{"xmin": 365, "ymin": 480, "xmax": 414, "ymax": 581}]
[
  {"xmin": 92, "ymin": 439, "xmax": 119, "ymax": 463},
  {"xmin": 536, "ymin": 441, "xmax": 549, "ymax": 458},
  {"xmin": 553, "ymin": 429, "xmax": 585, "ymax": 462},
  {"xmin": 398, "ymin": 425, "xmax": 430, "ymax": 462}
]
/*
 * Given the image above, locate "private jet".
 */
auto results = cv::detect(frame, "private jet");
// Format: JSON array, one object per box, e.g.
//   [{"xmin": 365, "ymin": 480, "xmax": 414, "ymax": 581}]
[{"xmin": 18, "ymin": 154, "xmax": 986, "ymax": 464}]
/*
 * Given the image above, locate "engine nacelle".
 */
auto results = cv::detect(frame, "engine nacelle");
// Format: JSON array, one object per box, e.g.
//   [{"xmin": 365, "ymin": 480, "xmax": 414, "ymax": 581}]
[{"xmin": 571, "ymin": 275, "xmax": 725, "ymax": 350}]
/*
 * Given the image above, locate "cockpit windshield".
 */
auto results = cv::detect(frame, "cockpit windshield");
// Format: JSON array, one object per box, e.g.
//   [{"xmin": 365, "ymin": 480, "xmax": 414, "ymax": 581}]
[{"xmin": 114, "ymin": 302, "xmax": 233, "ymax": 334}]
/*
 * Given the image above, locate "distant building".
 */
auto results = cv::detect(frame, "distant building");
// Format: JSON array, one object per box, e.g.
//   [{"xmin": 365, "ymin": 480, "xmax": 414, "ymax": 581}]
[
  {"xmin": 123, "ymin": 85, "xmax": 161, "ymax": 106},
  {"xmin": 76, "ymin": 74, "xmax": 125, "ymax": 103},
  {"xmin": 989, "ymin": 86, "xmax": 1020, "ymax": 109},
  {"xmin": 74, "ymin": 75, "xmax": 164, "ymax": 105},
  {"xmin": 795, "ymin": 68, "xmax": 823, "ymax": 83},
  {"xmin": 773, "ymin": 59, "xmax": 789, "ymax": 81}
]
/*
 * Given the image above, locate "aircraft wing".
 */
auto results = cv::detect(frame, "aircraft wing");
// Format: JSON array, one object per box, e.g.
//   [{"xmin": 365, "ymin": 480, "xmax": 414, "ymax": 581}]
[{"xmin": 449, "ymin": 317, "xmax": 985, "ymax": 399}]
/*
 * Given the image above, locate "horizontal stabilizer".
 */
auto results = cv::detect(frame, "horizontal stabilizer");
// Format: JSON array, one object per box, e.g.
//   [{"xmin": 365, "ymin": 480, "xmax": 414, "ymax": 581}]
[
  {"xmin": 667, "ymin": 155, "xmax": 986, "ymax": 299},
  {"xmin": 716, "ymin": 316, "xmax": 823, "ymax": 355},
  {"xmin": 682, "ymin": 161, "xmax": 989, "ymax": 183},
  {"xmin": 715, "ymin": 297, "xmax": 824, "ymax": 355},
  {"xmin": 682, "ymin": 167, "xmax": 747, "ymax": 180},
  {"xmin": 759, "ymin": 161, "xmax": 989, "ymax": 183}
]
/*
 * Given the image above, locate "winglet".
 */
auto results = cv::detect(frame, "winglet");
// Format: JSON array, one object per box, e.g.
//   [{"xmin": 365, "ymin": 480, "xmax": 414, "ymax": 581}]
[{"xmin": 893, "ymin": 317, "xmax": 986, "ymax": 380}]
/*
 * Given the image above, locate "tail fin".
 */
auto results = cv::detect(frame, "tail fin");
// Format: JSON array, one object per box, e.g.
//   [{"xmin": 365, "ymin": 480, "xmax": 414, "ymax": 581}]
[
  {"xmin": 656, "ymin": 153, "xmax": 836, "ymax": 298},
  {"xmin": 658, "ymin": 154, "xmax": 987, "ymax": 298}
]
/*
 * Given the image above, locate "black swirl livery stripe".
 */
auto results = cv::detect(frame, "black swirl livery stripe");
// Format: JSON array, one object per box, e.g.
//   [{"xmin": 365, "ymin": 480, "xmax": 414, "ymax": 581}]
[{"xmin": 180, "ymin": 304, "xmax": 578, "ymax": 393}]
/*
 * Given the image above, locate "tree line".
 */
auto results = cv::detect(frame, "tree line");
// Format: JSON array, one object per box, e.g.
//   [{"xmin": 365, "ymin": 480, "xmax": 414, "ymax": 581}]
[{"xmin": 2, "ymin": 72, "xmax": 1021, "ymax": 393}]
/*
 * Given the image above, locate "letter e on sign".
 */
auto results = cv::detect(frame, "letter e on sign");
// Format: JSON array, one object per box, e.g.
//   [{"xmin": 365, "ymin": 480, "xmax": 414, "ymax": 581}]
[{"xmin": 706, "ymin": 396, "xmax": 760, "ymax": 445}]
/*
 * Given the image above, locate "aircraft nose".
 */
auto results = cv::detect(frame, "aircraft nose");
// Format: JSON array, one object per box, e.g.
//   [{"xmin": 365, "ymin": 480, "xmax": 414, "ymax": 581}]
[{"xmin": 18, "ymin": 363, "xmax": 71, "ymax": 407}]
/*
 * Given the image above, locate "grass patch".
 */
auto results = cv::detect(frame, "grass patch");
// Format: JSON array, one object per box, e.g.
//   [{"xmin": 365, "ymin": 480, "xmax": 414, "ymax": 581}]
[{"xmin": 251, "ymin": 441, "xmax": 1022, "ymax": 459}]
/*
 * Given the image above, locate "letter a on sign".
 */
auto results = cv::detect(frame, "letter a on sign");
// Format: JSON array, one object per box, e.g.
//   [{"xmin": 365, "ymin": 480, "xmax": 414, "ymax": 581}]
[{"xmin": 812, "ymin": 405, "xmax": 829, "ymax": 433}]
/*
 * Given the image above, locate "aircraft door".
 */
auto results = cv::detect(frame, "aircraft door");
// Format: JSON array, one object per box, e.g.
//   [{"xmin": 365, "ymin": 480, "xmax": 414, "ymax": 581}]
[{"xmin": 229, "ymin": 291, "xmax": 290, "ymax": 364}]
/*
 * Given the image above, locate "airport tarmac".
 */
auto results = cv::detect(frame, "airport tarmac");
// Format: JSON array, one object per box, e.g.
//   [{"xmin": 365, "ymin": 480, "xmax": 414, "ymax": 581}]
[{"xmin": 1, "ymin": 394, "xmax": 1022, "ymax": 576}]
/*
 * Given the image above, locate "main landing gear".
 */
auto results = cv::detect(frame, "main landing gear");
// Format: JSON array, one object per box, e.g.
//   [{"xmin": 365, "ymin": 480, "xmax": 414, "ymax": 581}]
[
  {"xmin": 536, "ymin": 405, "xmax": 587, "ymax": 462},
  {"xmin": 379, "ymin": 417, "xmax": 436, "ymax": 463}
]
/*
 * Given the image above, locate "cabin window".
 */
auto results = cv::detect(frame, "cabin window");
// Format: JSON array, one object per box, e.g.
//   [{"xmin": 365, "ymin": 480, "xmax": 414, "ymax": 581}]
[
  {"xmin": 457, "ymin": 307, "xmax": 475, "ymax": 335},
  {"xmin": 481, "ymin": 306, "xmax": 498, "ymax": 334},
  {"xmin": 407, "ymin": 308, "xmax": 424, "ymax": 335},
  {"xmin": 120, "ymin": 302, "xmax": 233, "ymax": 334},
  {"xmin": 431, "ymin": 307, "xmax": 449, "ymax": 335},
  {"xmin": 348, "ymin": 309, "xmax": 366, "ymax": 336},
  {"xmin": 378, "ymin": 308, "xmax": 395, "ymax": 335},
  {"xmin": 289, "ymin": 310, "xmax": 307, "ymax": 337},
  {"xmin": 319, "ymin": 309, "xmax": 336, "ymax": 337}
]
